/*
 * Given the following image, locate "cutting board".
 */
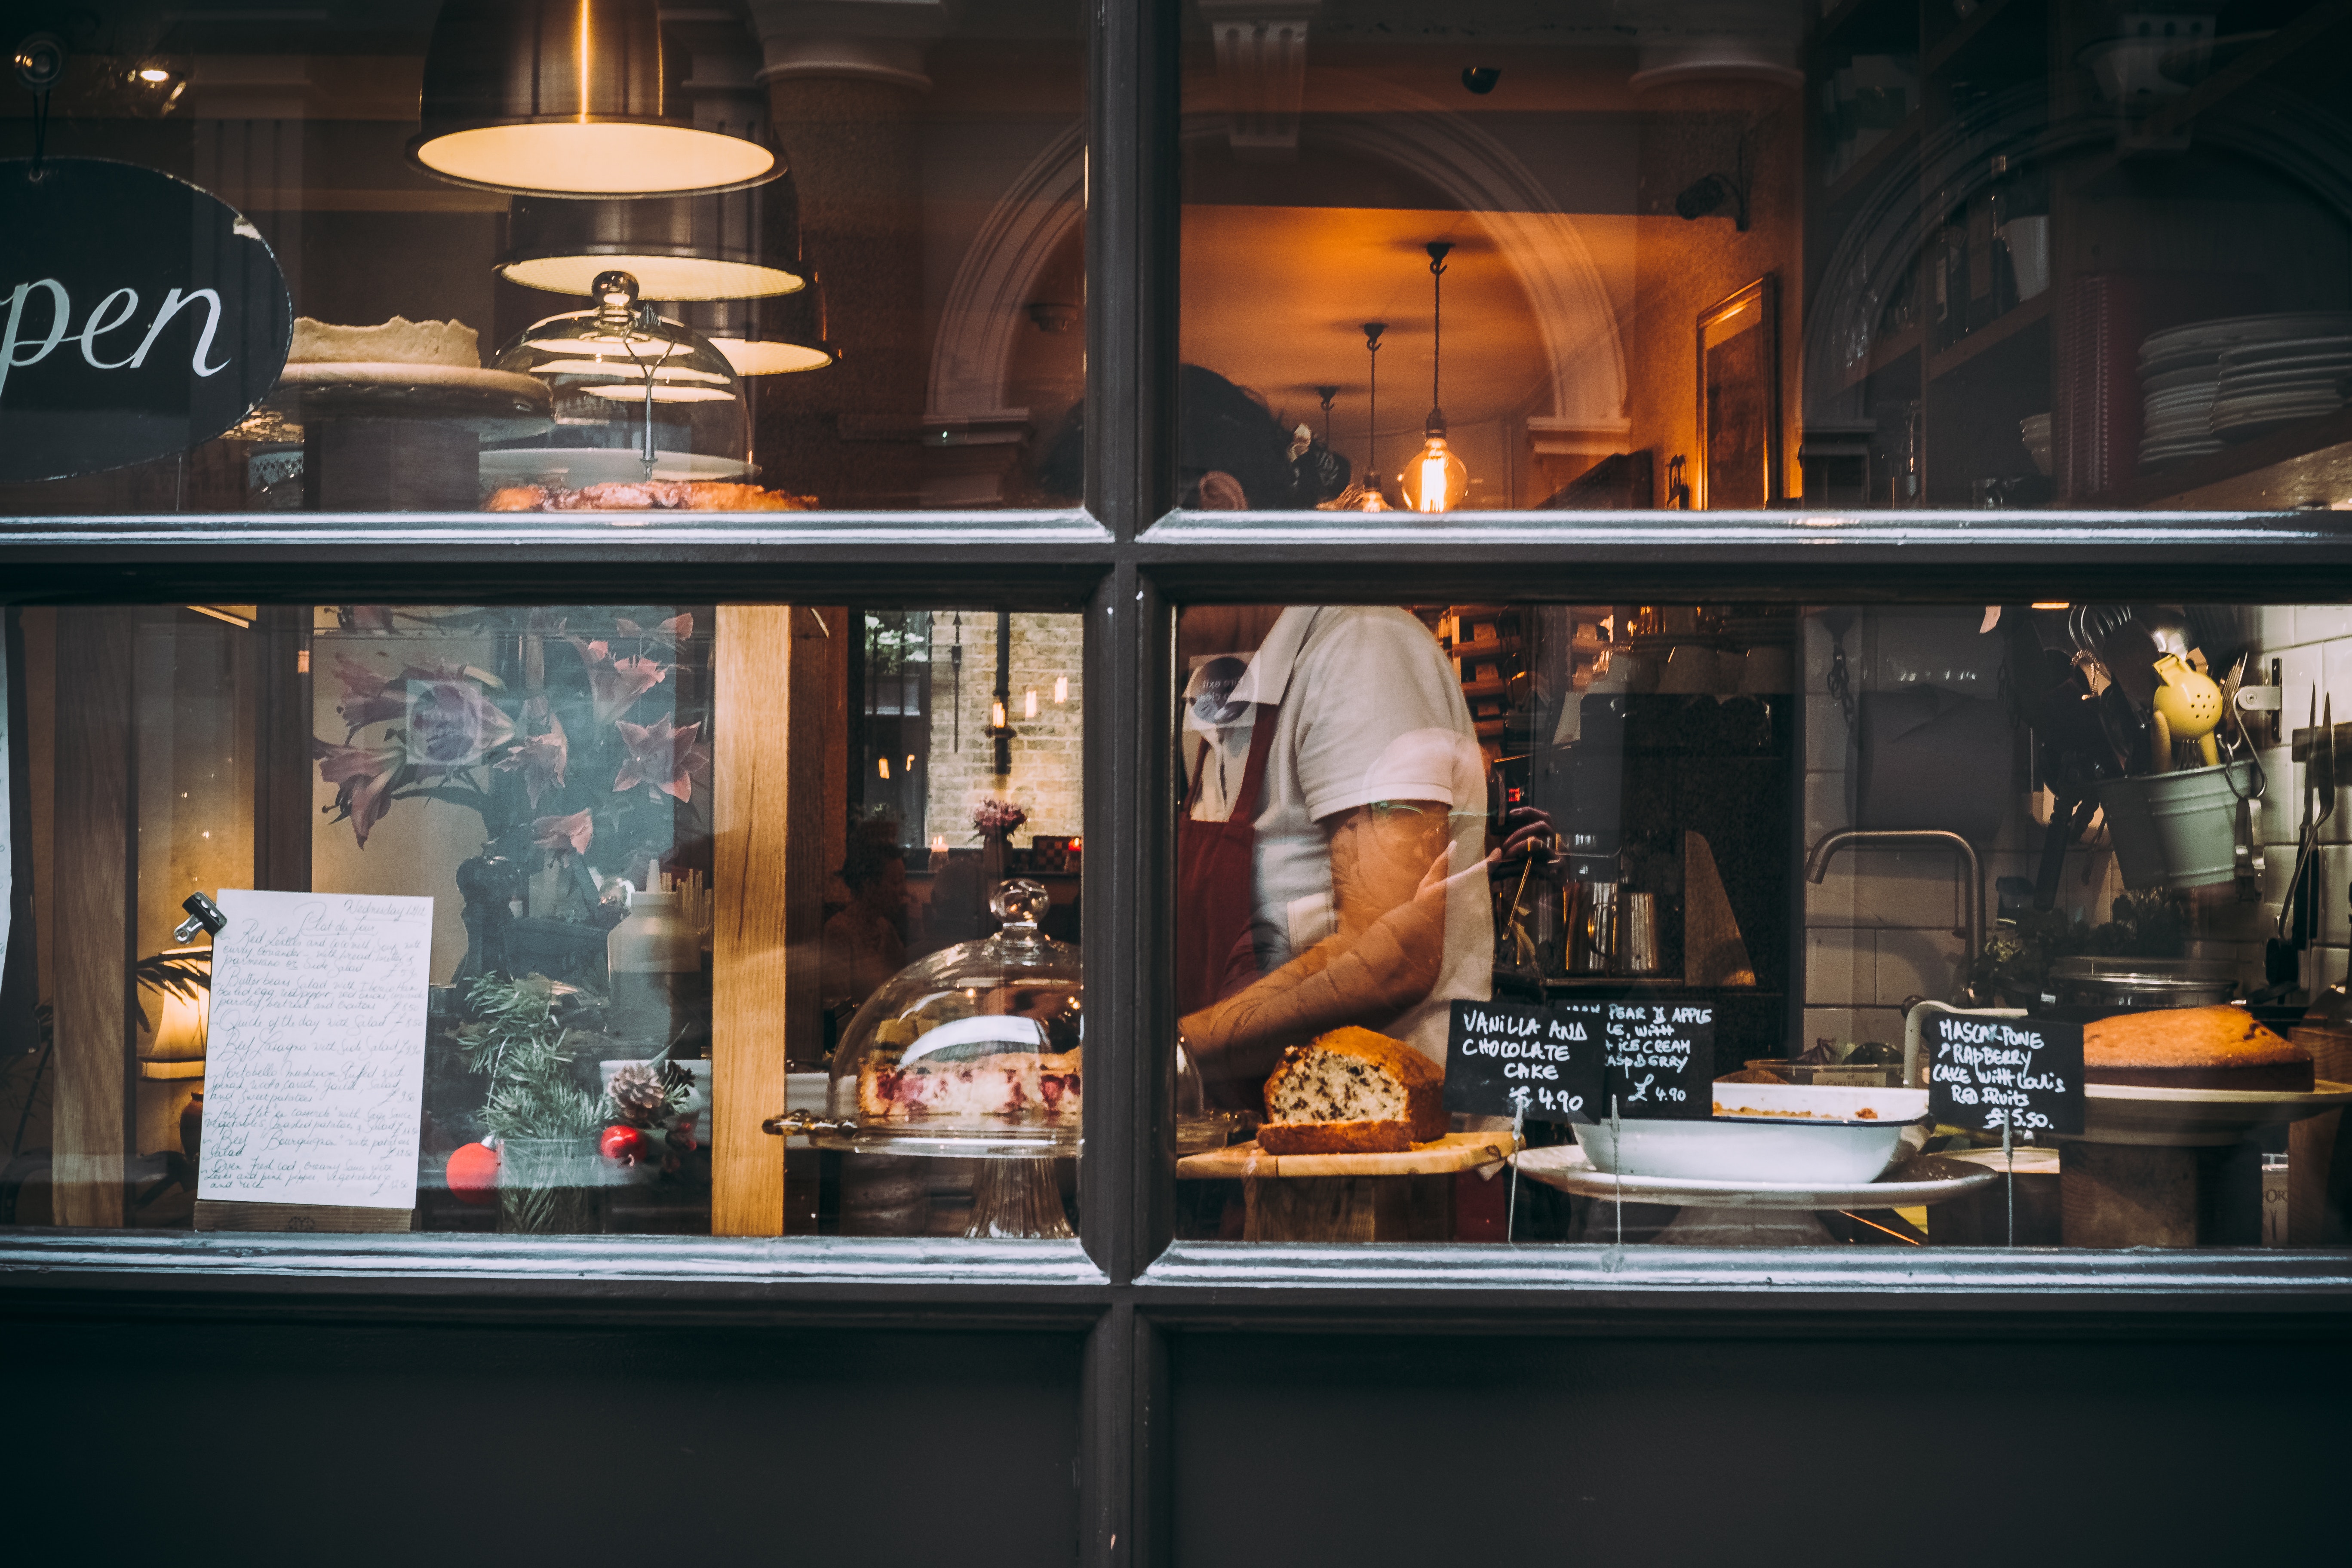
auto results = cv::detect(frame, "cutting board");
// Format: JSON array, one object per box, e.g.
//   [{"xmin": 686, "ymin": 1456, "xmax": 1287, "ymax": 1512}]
[{"xmin": 1176, "ymin": 1129, "xmax": 1519, "ymax": 1180}]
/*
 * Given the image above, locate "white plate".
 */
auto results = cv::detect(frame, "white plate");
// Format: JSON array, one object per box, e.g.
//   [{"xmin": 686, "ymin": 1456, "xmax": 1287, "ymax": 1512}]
[
  {"xmin": 1570, "ymin": 1116, "xmax": 1916, "ymax": 1184},
  {"xmin": 2142, "ymin": 365, "xmax": 2221, "ymax": 392},
  {"xmin": 1511, "ymin": 1146, "xmax": 1996, "ymax": 1209},
  {"xmin": 2065, "ymin": 1078, "xmax": 2352, "ymax": 1147},
  {"xmin": 479, "ymin": 448, "xmax": 756, "ymax": 485}
]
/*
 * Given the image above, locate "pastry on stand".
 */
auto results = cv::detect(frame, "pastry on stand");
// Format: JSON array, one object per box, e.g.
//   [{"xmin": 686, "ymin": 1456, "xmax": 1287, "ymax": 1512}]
[
  {"xmin": 256, "ymin": 316, "xmax": 553, "ymax": 509},
  {"xmin": 767, "ymin": 879, "xmax": 1082, "ymax": 1239}
]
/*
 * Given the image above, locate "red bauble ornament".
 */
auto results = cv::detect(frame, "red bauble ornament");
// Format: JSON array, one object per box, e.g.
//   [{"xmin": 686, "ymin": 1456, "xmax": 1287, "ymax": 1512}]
[
  {"xmin": 445, "ymin": 1141, "xmax": 500, "ymax": 1204},
  {"xmin": 600, "ymin": 1124, "xmax": 649, "ymax": 1166}
]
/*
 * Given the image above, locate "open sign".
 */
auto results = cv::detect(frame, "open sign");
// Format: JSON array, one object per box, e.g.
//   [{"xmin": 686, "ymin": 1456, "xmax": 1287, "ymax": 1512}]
[{"xmin": 0, "ymin": 158, "xmax": 291, "ymax": 482}]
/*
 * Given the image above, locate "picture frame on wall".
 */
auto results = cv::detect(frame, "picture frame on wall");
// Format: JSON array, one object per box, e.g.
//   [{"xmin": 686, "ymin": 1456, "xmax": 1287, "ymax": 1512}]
[{"xmin": 1697, "ymin": 276, "xmax": 1780, "ymax": 509}]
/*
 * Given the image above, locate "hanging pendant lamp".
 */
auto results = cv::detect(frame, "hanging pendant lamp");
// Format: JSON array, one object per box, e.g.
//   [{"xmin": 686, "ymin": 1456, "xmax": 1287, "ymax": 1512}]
[
  {"xmin": 673, "ymin": 267, "xmax": 838, "ymax": 375},
  {"xmin": 411, "ymin": 0, "xmax": 777, "ymax": 197},
  {"xmin": 1351, "ymin": 321, "xmax": 1392, "ymax": 511},
  {"xmin": 501, "ymin": 166, "xmax": 806, "ymax": 300},
  {"xmin": 1399, "ymin": 240, "xmax": 1468, "ymax": 514}
]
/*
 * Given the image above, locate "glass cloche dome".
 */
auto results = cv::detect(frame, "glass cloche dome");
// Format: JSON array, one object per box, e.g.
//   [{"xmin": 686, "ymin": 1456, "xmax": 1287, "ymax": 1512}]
[
  {"xmin": 483, "ymin": 268, "xmax": 752, "ymax": 488},
  {"xmin": 821, "ymin": 879, "xmax": 1082, "ymax": 1159}
]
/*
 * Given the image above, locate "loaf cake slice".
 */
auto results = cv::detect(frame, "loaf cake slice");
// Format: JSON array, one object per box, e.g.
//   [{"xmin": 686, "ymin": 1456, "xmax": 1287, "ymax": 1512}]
[
  {"xmin": 2084, "ymin": 1004, "xmax": 2314, "ymax": 1092},
  {"xmin": 1259, "ymin": 1026, "xmax": 1446, "ymax": 1154}
]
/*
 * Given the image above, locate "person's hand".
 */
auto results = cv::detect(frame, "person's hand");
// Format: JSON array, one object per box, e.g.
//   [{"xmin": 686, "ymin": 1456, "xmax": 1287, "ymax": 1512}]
[{"xmin": 1497, "ymin": 805, "xmax": 1562, "ymax": 881}]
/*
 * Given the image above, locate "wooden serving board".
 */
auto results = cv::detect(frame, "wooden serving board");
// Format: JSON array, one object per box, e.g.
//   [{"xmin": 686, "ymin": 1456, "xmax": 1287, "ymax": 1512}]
[{"xmin": 1176, "ymin": 1129, "xmax": 1519, "ymax": 1181}]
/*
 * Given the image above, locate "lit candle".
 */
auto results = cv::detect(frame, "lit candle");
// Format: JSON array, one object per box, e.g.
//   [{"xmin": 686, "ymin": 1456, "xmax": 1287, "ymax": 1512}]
[
  {"xmin": 991, "ymin": 697, "xmax": 1008, "ymax": 729},
  {"xmin": 1024, "ymin": 688, "xmax": 1038, "ymax": 720},
  {"xmin": 1053, "ymin": 675, "xmax": 1068, "ymax": 704},
  {"xmin": 878, "ymin": 757, "xmax": 890, "ymax": 779}
]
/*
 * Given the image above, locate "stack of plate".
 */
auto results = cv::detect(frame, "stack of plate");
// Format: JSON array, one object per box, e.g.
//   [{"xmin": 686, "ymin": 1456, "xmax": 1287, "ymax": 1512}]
[
  {"xmin": 2138, "ymin": 313, "xmax": 2352, "ymax": 467},
  {"xmin": 2213, "ymin": 332, "xmax": 2352, "ymax": 442}
]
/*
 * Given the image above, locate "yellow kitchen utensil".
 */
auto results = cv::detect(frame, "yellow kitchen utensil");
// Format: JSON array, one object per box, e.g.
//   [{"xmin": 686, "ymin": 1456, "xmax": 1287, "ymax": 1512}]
[{"xmin": 2153, "ymin": 653, "xmax": 2224, "ymax": 768}]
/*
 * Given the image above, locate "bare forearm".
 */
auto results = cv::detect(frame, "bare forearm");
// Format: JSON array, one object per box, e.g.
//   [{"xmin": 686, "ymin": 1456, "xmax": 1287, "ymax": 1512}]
[{"xmin": 1183, "ymin": 898, "xmax": 1444, "ymax": 1083}]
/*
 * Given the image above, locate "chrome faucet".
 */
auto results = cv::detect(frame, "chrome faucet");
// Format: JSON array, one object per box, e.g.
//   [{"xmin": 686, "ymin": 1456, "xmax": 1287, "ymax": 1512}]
[{"xmin": 1802, "ymin": 828, "xmax": 1984, "ymax": 1002}]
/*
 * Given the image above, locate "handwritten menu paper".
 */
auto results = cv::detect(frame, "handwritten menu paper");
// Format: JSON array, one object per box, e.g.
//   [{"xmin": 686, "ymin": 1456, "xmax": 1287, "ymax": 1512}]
[
  {"xmin": 1444, "ymin": 997, "xmax": 1605, "ymax": 1123},
  {"xmin": 1925, "ymin": 1012, "xmax": 2084, "ymax": 1135},
  {"xmin": 197, "ymin": 891, "xmax": 433, "ymax": 1210},
  {"xmin": 1603, "ymin": 1002, "xmax": 1714, "ymax": 1120}
]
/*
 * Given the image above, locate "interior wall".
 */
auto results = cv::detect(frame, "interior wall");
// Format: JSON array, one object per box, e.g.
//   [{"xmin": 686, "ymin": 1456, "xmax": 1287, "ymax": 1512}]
[{"xmin": 1626, "ymin": 79, "xmax": 1805, "ymax": 506}]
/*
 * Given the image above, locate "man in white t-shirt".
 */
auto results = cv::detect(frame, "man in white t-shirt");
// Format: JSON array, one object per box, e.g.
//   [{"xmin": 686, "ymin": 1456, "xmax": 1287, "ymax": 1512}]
[{"xmin": 1179, "ymin": 603, "xmax": 1494, "ymax": 1093}]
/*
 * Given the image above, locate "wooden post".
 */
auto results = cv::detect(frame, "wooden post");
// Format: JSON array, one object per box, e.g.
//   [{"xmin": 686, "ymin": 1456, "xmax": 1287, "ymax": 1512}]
[
  {"xmin": 251, "ymin": 605, "xmax": 313, "ymax": 893},
  {"xmin": 710, "ymin": 606, "xmax": 833, "ymax": 1235},
  {"xmin": 52, "ymin": 608, "xmax": 140, "ymax": 1228}
]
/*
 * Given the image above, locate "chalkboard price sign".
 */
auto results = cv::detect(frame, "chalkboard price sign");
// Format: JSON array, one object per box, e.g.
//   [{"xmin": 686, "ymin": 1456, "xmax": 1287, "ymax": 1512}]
[
  {"xmin": 1444, "ymin": 998, "xmax": 1605, "ymax": 1124},
  {"xmin": 1603, "ymin": 1002, "xmax": 1715, "ymax": 1121},
  {"xmin": 1925, "ymin": 1012, "xmax": 2085, "ymax": 1135}
]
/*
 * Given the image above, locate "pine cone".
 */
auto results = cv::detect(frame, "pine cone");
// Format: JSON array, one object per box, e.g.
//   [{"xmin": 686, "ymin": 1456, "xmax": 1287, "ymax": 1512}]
[{"xmin": 608, "ymin": 1062, "xmax": 670, "ymax": 1126}]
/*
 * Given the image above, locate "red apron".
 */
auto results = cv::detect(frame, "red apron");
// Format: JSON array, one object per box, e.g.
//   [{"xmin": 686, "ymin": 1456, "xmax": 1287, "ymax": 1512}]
[{"xmin": 1176, "ymin": 702, "xmax": 1280, "ymax": 1022}]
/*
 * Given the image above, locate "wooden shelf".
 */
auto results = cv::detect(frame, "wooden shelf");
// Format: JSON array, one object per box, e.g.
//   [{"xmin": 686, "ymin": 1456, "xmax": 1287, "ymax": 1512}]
[
  {"xmin": 1823, "ymin": 109, "xmax": 1921, "ymax": 209},
  {"xmin": 1447, "ymin": 634, "xmax": 1523, "ymax": 660},
  {"xmin": 2091, "ymin": 403, "xmax": 2352, "ymax": 510},
  {"xmin": 1927, "ymin": 290, "xmax": 2051, "ymax": 381},
  {"xmin": 1845, "ymin": 320, "xmax": 1923, "ymax": 389},
  {"xmin": 1458, "ymin": 677, "xmax": 1520, "ymax": 700}
]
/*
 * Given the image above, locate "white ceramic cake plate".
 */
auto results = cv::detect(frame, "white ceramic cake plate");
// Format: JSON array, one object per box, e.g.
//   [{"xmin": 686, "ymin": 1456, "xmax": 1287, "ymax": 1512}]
[
  {"xmin": 263, "ymin": 362, "xmax": 554, "ymax": 439},
  {"xmin": 478, "ymin": 448, "xmax": 755, "ymax": 485},
  {"xmin": 1511, "ymin": 1145, "xmax": 1997, "ymax": 1209},
  {"xmin": 2065, "ymin": 1078, "xmax": 2352, "ymax": 1147}
]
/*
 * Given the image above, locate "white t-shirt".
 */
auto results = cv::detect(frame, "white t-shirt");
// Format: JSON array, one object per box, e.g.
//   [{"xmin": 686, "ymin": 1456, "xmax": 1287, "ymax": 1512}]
[{"xmin": 1182, "ymin": 606, "xmax": 1492, "ymax": 1068}]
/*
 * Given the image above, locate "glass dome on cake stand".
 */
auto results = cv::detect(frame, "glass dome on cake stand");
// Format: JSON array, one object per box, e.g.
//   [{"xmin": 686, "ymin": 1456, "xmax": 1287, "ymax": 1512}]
[
  {"xmin": 766, "ymin": 879, "xmax": 1082, "ymax": 1239},
  {"xmin": 482, "ymin": 269, "xmax": 752, "ymax": 491}
]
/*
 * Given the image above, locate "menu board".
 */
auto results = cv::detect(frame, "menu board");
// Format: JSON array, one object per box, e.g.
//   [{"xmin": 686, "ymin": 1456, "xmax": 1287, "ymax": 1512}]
[
  {"xmin": 197, "ymin": 890, "xmax": 434, "ymax": 1211},
  {"xmin": 1925, "ymin": 1012, "xmax": 2085, "ymax": 1136},
  {"xmin": 1444, "ymin": 997, "xmax": 1605, "ymax": 1124},
  {"xmin": 1603, "ymin": 1001, "xmax": 1716, "ymax": 1121}
]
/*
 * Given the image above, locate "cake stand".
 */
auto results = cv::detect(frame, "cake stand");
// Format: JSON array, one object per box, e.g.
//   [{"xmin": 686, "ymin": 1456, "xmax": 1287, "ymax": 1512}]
[
  {"xmin": 1510, "ymin": 1145, "xmax": 1998, "ymax": 1246},
  {"xmin": 2050, "ymin": 1079, "xmax": 2352, "ymax": 1247},
  {"xmin": 255, "ymin": 363, "xmax": 553, "ymax": 510}
]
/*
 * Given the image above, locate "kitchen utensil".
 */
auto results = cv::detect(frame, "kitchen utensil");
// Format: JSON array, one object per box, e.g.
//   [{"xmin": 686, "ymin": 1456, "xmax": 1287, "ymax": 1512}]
[
  {"xmin": 2032, "ymin": 956, "xmax": 2238, "ymax": 1020},
  {"xmin": 2281, "ymin": 690, "xmax": 2324, "ymax": 964},
  {"xmin": 2152, "ymin": 654, "xmax": 2224, "ymax": 767},
  {"xmin": 2097, "ymin": 620, "xmax": 2163, "ymax": 713},
  {"xmin": 2137, "ymin": 606, "xmax": 2198, "ymax": 665}
]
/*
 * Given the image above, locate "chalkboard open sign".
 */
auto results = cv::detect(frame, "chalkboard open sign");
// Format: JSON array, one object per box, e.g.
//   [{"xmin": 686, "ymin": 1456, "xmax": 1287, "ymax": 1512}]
[
  {"xmin": 1444, "ymin": 998, "xmax": 1605, "ymax": 1124},
  {"xmin": 1925, "ymin": 1012, "xmax": 2084, "ymax": 1135},
  {"xmin": 1603, "ymin": 1001, "xmax": 1714, "ymax": 1121}
]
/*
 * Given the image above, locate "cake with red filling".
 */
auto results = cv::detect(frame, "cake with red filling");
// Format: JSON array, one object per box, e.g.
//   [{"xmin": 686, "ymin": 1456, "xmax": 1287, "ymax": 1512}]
[
  {"xmin": 2085, "ymin": 1005, "xmax": 2314, "ymax": 1092},
  {"xmin": 858, "ymin": 1047, "xmax": 1083, "ymax": 1125}
]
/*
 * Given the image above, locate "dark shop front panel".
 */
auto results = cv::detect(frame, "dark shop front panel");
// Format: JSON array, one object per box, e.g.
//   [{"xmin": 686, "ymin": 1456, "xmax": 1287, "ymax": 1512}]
[
  {"xmin": 10, "ymin": 1319, "xmax": 1083, "ymax": 1565},
  {"xmin": 1169, "ymin": 1329, "xmax": 2349, "ymax": 1565}
]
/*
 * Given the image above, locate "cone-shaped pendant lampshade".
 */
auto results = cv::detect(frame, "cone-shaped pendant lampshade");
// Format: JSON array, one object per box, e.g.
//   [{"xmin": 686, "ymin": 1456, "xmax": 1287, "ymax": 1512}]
[
  {"xmin": 501, "ymin": 170, "xmax": 806, "ymax": 300},
  {"xmin": 673, "ymin": 267, "xmax": 838, "ymax": 374},
  {"xmin": 411, "ymin": 0, "xmax": 777, "ymax": 196}
]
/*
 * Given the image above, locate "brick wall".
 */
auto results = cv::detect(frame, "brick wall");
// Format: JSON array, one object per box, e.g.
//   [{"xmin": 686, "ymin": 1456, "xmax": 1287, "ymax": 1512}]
[{"xmin": 923, "ymin": 612, "xmax": 1084, "ymax": 850}]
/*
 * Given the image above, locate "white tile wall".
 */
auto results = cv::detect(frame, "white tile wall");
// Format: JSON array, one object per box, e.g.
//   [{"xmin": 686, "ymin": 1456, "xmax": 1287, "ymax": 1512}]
[{"xmin": 1798, "ymin": 604, "xmax": 2352, "ymax": 1034}]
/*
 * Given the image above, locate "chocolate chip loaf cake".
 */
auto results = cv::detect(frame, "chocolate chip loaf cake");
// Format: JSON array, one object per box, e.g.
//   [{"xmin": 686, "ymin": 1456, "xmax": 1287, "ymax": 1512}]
[{"xmin": 1258, "ymin": 1026, "xmax": 1446, "ymax": 1154}]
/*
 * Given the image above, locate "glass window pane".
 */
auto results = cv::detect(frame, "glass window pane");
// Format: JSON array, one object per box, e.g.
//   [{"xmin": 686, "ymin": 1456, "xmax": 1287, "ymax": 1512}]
[
  {"xmin": 1178, "ymin": 0, "xmax": 2352, "ymax": 511},
  {"xmin": 1171, "ymin": 597, "xmax": 2347, "ymax": 1253},
  {"xmin": 0, "ymin": 603, "xmax": 1084, "ymax": 1238},
  {"xmin": 0, "ymin": 2, "xmax": 1083, "ymax": 514}
]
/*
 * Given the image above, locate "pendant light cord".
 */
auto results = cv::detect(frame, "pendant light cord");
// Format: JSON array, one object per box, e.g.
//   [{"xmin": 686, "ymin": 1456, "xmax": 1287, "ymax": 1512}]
[
  {"xmin": 1425, "ymin": 240, "xmax": 1453, "ymax": 426},
  {"xmin": 1361, "ymin": 321, "xmax": 1386, "ymax": 485}
]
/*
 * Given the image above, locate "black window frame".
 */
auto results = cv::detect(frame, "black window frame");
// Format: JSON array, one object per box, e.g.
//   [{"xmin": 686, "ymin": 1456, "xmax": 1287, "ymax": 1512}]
[{"xmin": 10, "ymin": 4, "xmax": 2352, "ymax": 1562}]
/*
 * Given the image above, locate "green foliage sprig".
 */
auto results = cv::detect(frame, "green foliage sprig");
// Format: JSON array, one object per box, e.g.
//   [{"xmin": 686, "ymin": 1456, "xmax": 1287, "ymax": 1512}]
[{"xmin": 459, "ymin": 974, "xmax": 608, "ymax": 1142}]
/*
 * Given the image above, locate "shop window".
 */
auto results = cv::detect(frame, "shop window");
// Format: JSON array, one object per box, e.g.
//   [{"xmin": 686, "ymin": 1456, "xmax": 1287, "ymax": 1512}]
[
  {"xmin": 0, "ymin": 1, "xmax": 1084, "ymax": 514},
  {"xmin": 1177, "ymin": 0, "xmax": 2352, "ymax": 512},
  {"xmin": 1173, "ymin": 598, "xmax": 2352, "ymax": 1252},
  {"xmin": 0, "ymin": 604, "xmax": 1086, "ymax": 1239}
]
